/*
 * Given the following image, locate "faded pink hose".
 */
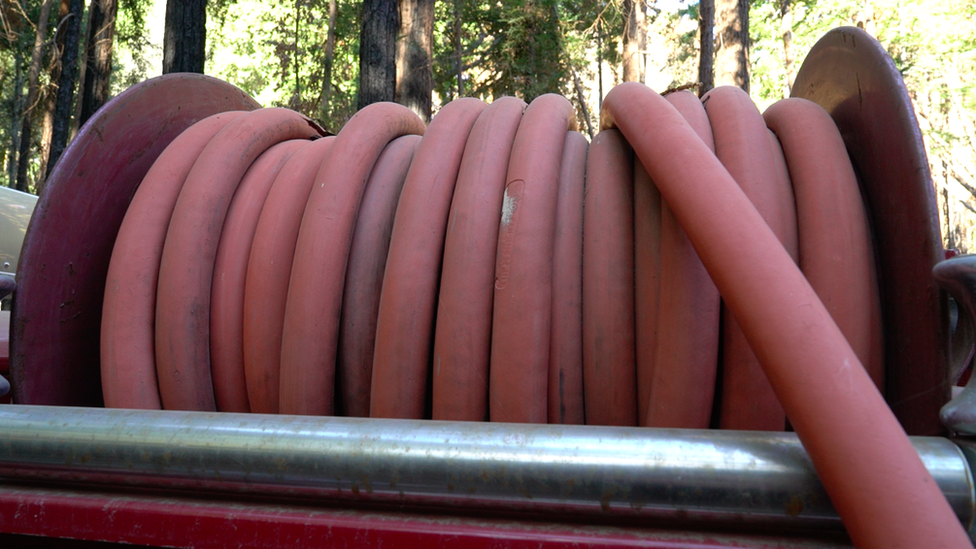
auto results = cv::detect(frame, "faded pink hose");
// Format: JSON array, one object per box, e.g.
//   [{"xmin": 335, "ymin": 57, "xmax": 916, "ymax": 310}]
[
  {"xmin": 601, "ymin": 82, "xmax": 969, "ymax": 549},
  {"xmin": 279, "ymin": 103, "xmax": 425, "ymax": 416},
  {"xmin": 489, "ymin": 94, "xmax": 576, "ymax": 424}
]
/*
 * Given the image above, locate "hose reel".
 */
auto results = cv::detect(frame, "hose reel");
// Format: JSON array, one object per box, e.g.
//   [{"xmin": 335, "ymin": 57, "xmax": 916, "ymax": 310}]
[{"xmin": 7, "ymin": 26, "xmax": 972, "ymax": 548}]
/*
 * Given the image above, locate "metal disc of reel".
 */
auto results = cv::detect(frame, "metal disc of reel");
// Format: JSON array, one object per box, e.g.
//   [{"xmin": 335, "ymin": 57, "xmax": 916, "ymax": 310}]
[
  {"xmin": 11, "ymin": 74, "xmax": 261, "ymax": 406},
  {"xmin": 792, "ymin": 26, "xmax": 948, "ymax": 436}
]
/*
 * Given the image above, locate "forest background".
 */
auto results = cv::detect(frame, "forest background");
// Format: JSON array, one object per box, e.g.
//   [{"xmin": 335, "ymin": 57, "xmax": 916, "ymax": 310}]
[{"xmin": 0, "ymin": 0, "xmax": 973, "ymax": 250}]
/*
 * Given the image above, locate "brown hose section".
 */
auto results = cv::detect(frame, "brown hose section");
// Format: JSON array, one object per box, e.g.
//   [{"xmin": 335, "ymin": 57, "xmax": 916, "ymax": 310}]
[
  {"xmin": 489, "ymin": 94, "xmax": 576, "ymax": 424},
  {"xmin": 338, "ymin": 134, "xmax": 422, "ymax": 417},
  {"xmin": 549, "ymin": 130, "xmax": 588, "ymax": 425},
  {"xmin": 370, "ymin": 99, "xmax": 487, "ymax": 419},
  {"xmin": 279, "ymin": 103, "xmax": 425, "ymax": 416},
  {"xmin": 155, "ymin": 108, "xmax": 322, "ymax": 411},
  {"xmin": 242, "ymin": 136, "xmax": 336, "ymax": 414},
  {"xmin": 644, "ymin": 91, "xmax": 721, "ymax": 428},
  {"xmin": 210, "ymin": 139, "xmax": 308, "ymax": 412},
  {"xmin": 703, "ymin": 86, "xmax": 799, "ymax": 432},
  {"xmin": 601, "ymin": 81, "xmax": 969, "ymax": 549},
  {"xmin": 432, "ymin": 97, "xmax": 526, "ymax": 422},
  {"xmin": 583, "ymin": 129, "xmax": 637, "ymax": 426},
  {"xmin": 101, "ymin": 111, "xmax": 245, "ymax": 410},
  {"xmin": 764, "ymin": 98, "xmax": 885, "ymax": 392},
  {"xmin": 633, "ymin": 154, "xmax": 661, "ymax": 426}
]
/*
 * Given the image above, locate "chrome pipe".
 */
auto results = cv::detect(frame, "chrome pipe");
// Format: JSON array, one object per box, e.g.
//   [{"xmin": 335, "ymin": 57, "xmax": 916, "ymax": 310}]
[{"xmin": 0, "ymin": 405, "xmax": 970, "ymax": 532}]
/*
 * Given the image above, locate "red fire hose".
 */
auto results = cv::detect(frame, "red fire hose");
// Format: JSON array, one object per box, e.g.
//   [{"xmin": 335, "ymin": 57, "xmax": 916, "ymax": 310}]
[
  {"xmin": 601, "ymin": 81, "xmax": 968, "ymax": 549},
  {"xmin": 10, "ymin": 28, "xmax": 965, "ymax": 549}
]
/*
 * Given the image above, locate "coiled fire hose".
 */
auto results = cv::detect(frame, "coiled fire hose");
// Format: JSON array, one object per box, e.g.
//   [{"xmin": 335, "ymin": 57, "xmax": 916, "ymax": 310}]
[
  {"xmin": 91, "ymin": 86, "xmax": 968, "ymax": 547},
  {"xmin": 9, "ymin": 27, "xmax": 969, "ymax": 549}
]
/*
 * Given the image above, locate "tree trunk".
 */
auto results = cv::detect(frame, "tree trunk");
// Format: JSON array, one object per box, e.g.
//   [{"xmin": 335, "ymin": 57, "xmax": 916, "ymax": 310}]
[
  {"xmin": 78, "ymin": 0, "xmax": 115, "ymax": 125},
  {"xmin": 163, "ymin": 0, "xmax": 206, "ymax": 74},
  {"xmin": 45, "ymin": 0, "xmax": 84, "ymax": 181},
  {"xmin": 358, "ymin": 0, "xmax": 398, "ymax": 109},
  {"xmin": 571, "ymin": 67, "xmax": 594, "ymax": 139},
  {"xmin": 37, "ymin": 90, "xmax": 56, "ymax": 193},
  {"xmin": 942, "ymin": 181, "xmax": 953, "ymax": 249},
  {"xmin": 698, "ymin": 0, "xmax": 714, "ymax": 96},
  {"xmin": 453, "ymin": 0, "xmax": 462, "ymax": 99},
  {"xmin": 715, "ymin": 0, "xmax": 748, "ymax": 92},
  {"xmin": 8, "ymin": 53, "xmax": 24, "ymax": 189},
  {"xmin": 621, "ymin": 0, "xmax": 643, "ymax": 82},
  {"xmin": 639, "ymin": 0, "xmax": 648, "ymax": 83},
  {"xmin": 38, "ymin": 0, "xmax": 69, "ymax": 184},
  {"xmin": 318, "ymin": 0, "xmax": 338, "ymax": 121},
  {"xmin": 597, "ymin": 19, "xmax": 603, "ymax": 109},
  {"xmin": 15, "ymin": 0, "xmax": 55, "ymax": 192},
  {"xmin": 70, "ymin": 6, "xmax": 88, "ymax": 137},
  {"xmin": 395, "ymin": 0, "xmax": 433, "ymax": 122},
  {"xmin": 780, "ymin": 0, "xmax": 793, "ymax": 96},
  {"xmin": 291, "ymin": 0, "xmax": 301, "ymax": 109}
]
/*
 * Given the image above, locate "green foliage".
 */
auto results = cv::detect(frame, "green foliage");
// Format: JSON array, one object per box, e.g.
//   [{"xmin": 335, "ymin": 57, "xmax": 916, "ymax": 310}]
[
  {"xmin": 112, "ymin": 0, "xmax": 157, "ymax": 93},
  {"xmin": 746, "ymin": 0, "xmax": 976, "ymax": 249},
  {"xmin": 431, "ymin": 0, "xmax": 498, "ymax": 103},
  {"xmin": 0, "ymin": 0, "xmax": 973, "ymax": 228},
  {"xmin": 0, "ymin": 0, "xmax": 55, "ymax": 189},
  {"xmin": 433, "ymin": 0, "xmax": 578, "ymax": 106},
  {"xmin": 494, "ymin": 0, "xmax": 567, "ymax": 100},
  {"xmin": 659, "ymin": 2, "xmax": 702, "ymax": 91},
  {"xmin": 748, "ymin": 0, "xmax": 976, "ymax": 111},
  {"xmin": 206, "ymin": 0, "xmax": 360, "ymax": 130}
]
